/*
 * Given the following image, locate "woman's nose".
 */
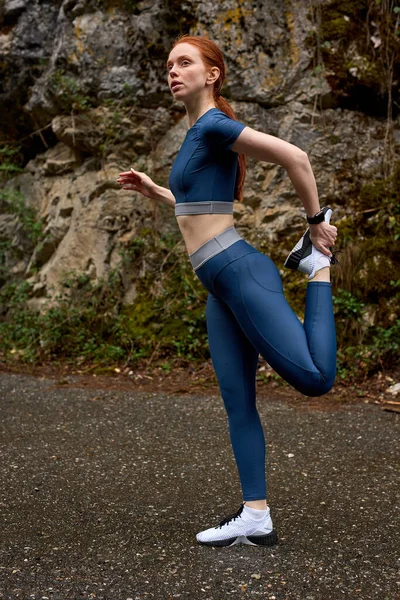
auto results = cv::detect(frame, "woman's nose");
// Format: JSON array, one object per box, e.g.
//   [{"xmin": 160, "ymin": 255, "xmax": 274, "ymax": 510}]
[{"xmin": 169, "ymin": 66, "xmax": 179, "ymax": 77}]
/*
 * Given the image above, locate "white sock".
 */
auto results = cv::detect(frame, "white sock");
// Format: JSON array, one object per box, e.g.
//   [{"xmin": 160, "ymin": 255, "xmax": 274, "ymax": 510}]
[
  {"xmin": 310, "ymin": 248, "xmax": 331, "ymax": 279},
  {"xmin": 243, "ymin": 504, "xmax": 269, "ymax": 519}
]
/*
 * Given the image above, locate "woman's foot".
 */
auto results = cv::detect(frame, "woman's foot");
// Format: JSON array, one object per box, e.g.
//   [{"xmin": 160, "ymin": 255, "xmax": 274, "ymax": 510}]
[
  {"xmin": 302, "ymin": 245, "xmax": 332, "ymax": 279},
  {"xmin": 196, "ymin": 503, "xmax": 278, "ymax": 547},
  {"xmin": 284, "ymin": 207, "xmax": 334, "ymax": 278}
]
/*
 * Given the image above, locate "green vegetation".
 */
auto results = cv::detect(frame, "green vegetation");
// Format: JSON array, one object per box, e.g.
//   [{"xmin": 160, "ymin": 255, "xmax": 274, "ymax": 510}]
[
  {"xmin": 0, "ymin": 204, "xmax": 399, "ymax": 380},
  {"xmin": 96, "ymin": 101, "xmax": 138, "ymax": 158},
  {"xmin": 48, "ymin": 69, "xmax": 96, "ymax": 114},
  {"xmin": 118, "ymin": 230, "xmax": 209, "ymax": 363},
  {"xmin": 0, "ymin": 0, "xmax": 399, "ymax": 382},
  {"xmin": 0, "ymin": 229, "xmax": 209, "ymax": 369},
  {"xmin": 301, "ymin": 0, "xmax": 400, "ymax": 379},
  {"xmin": 1, "ymin": 159, "xmax": 399, "ymax": 377},
  {"xmin": 0, "ymin": 189, "xmax": 44, "ymax": 246},
  {"xmin": 324, "ymin": 161, "xmax": 399, "ymax": 378},
  {"xmin": 306, "ymin": 0, "xmax": 400, "ymax": 129},
  {"xmin": 0, "ymin": 274, "xmax": 129, "ymax": 365},
  {"xmin": 0, "ymin": 144, "xmax": 25, "ymax": 185},
  {"xmin": 0, "ymin": 189, "xmax": 45, "ymax": 285}
]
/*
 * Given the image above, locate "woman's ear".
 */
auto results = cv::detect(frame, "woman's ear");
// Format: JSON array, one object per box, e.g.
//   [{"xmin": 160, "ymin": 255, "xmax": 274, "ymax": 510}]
[{"xmin": 207, "ymin": 66, "xmax": 220, "ymax": 85}]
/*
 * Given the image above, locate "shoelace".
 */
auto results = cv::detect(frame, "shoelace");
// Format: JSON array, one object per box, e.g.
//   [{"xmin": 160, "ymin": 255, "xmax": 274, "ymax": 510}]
[
  {"xmin": 329, "ymin": 249, "xmax": 342, "ymax": 266},
  {"xmin": 215, "ymin": 503, "xmax": 245, "ymax": 529}
]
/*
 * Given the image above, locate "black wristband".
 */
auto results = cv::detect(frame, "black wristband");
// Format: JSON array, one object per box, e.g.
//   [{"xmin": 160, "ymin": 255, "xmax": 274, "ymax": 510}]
[{"xmin": 307, "ymin": 209, "xmax": 325, "ymax": 224}]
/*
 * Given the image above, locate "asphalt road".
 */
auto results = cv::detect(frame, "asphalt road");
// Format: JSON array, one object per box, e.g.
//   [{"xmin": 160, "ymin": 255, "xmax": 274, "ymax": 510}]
[{"xmin": 0, "ymin": 372, "xmax": 399, "ymax": 600}]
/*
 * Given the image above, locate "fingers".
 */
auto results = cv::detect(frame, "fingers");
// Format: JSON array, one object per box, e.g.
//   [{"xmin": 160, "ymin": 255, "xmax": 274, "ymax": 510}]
[
  {"xmin": 321, "ymin": 245, "xmax": 332, "ymax": 257},
  {"xmin": 117, "ymin": 174, "xmax": 140, "ymax": 181},
  {"xmin": 329, "ymin": 223, "xmax": 337, "ymax": 235},
  {"xmin": 117, "ymin": 170, "xmax": 141, "ymax": 187},
  {"xmin": 118, "ymin": 169, "xmax": 139, "ymax": 175},
  {"xmin": 117, "ymin": 176, "xmax": 137, "ymax": 184},
  {"xmin": 315, "ymin": 240, "xmax": 335, "ymax": 255},
  {"xmin": 117, "ymin": 170, "xmax": 141, "ymax": 185}
]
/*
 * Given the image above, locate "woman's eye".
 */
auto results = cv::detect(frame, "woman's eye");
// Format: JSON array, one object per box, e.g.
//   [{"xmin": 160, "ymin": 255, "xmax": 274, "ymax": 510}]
[{"xmin": 167, "ymin": 60, "xmax": 190, "ymax": 71}]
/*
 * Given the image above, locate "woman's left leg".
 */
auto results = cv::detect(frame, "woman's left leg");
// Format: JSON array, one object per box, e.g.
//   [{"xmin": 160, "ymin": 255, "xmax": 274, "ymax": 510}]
[
  {"xmin": 206, "ymin": 291, "xmax": 267, "ymax": 502},
  {"xmin": 212, "ymin": 250, "xmax": 336, "ymax": 397}
]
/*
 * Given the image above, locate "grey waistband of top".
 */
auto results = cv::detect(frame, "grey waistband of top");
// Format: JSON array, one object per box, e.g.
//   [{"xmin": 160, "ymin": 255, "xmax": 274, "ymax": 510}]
[
  {"xmin": 175, "ymin": 201, "xmax": 233, "ymax": 216},
  {"xmin": 189, "ymin": 226, "xmax": 243, "ymax": 271}
]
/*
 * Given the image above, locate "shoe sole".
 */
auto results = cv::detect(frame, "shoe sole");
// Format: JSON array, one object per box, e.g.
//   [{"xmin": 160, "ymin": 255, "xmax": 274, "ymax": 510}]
[
  {"xmin": 284, "ymin": 230, "xmax": 310, "ymax": 270},
  {"xmin": 197, "ymin": 529, "xmax": 278, "ymax": 548}
]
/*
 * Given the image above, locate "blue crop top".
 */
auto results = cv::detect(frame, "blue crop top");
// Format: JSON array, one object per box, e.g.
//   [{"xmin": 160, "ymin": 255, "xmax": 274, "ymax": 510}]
[{"xmin": 169, "ymin": 107, "xmax": 247, "ymax": 216}]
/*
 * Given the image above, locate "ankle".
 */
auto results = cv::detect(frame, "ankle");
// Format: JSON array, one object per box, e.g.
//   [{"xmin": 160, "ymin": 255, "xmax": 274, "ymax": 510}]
[
  {"xmin": 244, "ymin": 500, "xmax": 268, "ymax": 510},
  {"xmin": 310, "ymin": 265, "xmax": 330, "ymax": 282}
]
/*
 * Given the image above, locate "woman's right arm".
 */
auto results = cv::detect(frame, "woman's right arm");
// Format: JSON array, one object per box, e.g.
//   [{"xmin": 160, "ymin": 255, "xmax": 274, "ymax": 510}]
[
  {"xmin": 151, "ymin": 184, "xmax": 176, "ymax": 208},
  {"xmin": 117, "ymin": 168, "xmax": 176, "ymax": 208}
]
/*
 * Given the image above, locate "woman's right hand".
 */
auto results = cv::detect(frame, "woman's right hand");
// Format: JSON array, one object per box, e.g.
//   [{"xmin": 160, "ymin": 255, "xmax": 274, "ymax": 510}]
[{"xmin": 116, "ymin": 168, "xmax": 157, "ymax": 200}]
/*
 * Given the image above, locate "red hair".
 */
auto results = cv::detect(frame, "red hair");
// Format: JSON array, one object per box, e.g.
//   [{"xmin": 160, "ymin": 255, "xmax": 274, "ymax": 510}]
[{"xmin": 168, "ymin": 34, "xmax": 246, "ymax": 203}]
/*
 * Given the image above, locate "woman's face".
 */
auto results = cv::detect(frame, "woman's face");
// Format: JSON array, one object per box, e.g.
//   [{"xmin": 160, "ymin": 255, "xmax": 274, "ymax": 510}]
[{"xmin": 167, "ymin": 42, "xmax": 218, "ymax": 99}]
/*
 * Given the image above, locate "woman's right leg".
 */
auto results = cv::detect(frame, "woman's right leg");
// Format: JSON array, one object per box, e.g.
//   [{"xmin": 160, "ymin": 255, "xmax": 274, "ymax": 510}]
[{"xmin": 196, "ymin": 292, "xmax": 278, "ymax": 547}]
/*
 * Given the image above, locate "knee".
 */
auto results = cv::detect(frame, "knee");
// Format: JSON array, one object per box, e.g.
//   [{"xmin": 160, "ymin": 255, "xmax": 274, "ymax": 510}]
[
  {"xmin": 299, "ymin": 375, "xmax": 335, "ymax": 397},
  {"xmin": 221, "ymin": 393, "xmax": 258, "ymax": 421}
]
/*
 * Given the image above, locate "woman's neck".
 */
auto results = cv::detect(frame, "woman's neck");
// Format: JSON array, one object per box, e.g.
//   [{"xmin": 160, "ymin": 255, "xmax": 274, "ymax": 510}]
[{"xmin": 185, "ymin": 102, "xmax": 217, "ymax": 129}]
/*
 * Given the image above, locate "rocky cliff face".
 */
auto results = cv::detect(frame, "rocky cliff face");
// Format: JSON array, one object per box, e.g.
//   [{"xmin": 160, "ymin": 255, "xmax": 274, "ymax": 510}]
[{"xmin": 0, "ymin": 0, "xmax": 399, "ymax": 320}]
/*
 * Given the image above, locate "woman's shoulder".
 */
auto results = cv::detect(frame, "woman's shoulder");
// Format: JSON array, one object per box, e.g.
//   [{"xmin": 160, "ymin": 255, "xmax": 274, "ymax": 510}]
[
  {"xmin": 200, "ymin": 108, "xmax": 245, "ymax": 131},
  {"xmin": 199, "ymin": 108, "xmax": 247, "ymax": 148}
]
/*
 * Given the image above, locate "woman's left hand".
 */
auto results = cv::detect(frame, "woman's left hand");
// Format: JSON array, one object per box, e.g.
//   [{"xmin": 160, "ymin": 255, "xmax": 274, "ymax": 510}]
[{"xmin": 309, "ymin": 222, "xmax": 337, "ymax": 256}]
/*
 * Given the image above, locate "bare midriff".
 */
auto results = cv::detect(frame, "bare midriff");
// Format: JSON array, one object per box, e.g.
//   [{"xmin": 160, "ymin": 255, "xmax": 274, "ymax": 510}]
[{"xmin": 176, "ymin": 213, "xmax": 235, "ymax": 255}]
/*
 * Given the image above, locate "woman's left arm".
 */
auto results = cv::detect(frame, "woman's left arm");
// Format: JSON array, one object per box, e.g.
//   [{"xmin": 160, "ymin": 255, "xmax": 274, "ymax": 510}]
[{"xmin": 231, "ymin": 127, "xmax": 337, "ymax": 255}]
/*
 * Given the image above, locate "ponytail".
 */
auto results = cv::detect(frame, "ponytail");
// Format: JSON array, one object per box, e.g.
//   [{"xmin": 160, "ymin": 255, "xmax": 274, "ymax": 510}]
[{"xmin": 213, "ymin": 94, "xmax": 246, "ymax": 203}]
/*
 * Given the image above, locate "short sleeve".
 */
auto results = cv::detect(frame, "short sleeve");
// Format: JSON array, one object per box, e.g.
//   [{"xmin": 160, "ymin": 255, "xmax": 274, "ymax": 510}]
[{"xmin": 201, "ymin": 113, "xmax": 247, "ymax": 151}]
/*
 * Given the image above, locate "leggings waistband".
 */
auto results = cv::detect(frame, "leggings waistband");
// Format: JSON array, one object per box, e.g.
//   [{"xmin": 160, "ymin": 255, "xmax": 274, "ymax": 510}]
[{"xmin": 189, "ymin": 226, "xmax": 243, "ymax": 271}]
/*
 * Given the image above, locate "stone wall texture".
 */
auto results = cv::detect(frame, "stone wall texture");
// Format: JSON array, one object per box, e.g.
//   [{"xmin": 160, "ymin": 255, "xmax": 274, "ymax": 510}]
[{"xmin": 1, "ymin": 0, "xmax": 399, "ymax": 311}]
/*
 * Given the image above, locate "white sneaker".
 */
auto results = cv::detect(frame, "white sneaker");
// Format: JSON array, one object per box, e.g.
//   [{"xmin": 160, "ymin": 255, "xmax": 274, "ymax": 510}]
[
  {"xmin": 284, "ymin": 207, "xmax": 334, "ymax": 279},
  {"xmin": 196, "ymin": 503, "xmax": 278, "ymax": 547}
]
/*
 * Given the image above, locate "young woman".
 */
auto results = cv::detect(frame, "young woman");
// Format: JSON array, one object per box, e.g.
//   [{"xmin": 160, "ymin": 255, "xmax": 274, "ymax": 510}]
[{"xmin": 117, "ymin": 34, "xmax": 338, "ymax": 548}]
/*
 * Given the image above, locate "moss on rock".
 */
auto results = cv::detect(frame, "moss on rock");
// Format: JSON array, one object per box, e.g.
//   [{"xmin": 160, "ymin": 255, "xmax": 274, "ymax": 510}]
[{"xmin": 307, "ymin": 0, "xmax": 400, "ymax": 117}]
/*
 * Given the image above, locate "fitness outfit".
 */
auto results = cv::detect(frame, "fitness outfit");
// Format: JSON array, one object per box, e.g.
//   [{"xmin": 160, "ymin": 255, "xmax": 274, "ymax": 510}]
[{"xmin": 169, "ymin": 107, "xmax": 336, "ymax": 501}]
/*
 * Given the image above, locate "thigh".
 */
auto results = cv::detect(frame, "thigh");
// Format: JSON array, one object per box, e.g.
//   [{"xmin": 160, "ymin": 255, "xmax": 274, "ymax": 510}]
[
  {"xmin": 206, "ymin": 292, "xmax": 259, "ymax": 411},
  {"xmin": 214, "ymin": 251, "xmax": 318, "ymax": 375}
]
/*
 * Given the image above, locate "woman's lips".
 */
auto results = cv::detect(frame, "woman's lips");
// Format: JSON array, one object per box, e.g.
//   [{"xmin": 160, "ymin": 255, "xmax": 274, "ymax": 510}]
[{"xmin": 172, "ymin": 83, "xmax": 183, "ymax": 90}]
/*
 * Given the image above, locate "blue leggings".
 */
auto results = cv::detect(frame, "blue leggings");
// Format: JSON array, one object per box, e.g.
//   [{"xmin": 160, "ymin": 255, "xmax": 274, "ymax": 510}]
[{"xmin": 194, "ymin": 236, "xmax": 336, "ymax": 501}]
